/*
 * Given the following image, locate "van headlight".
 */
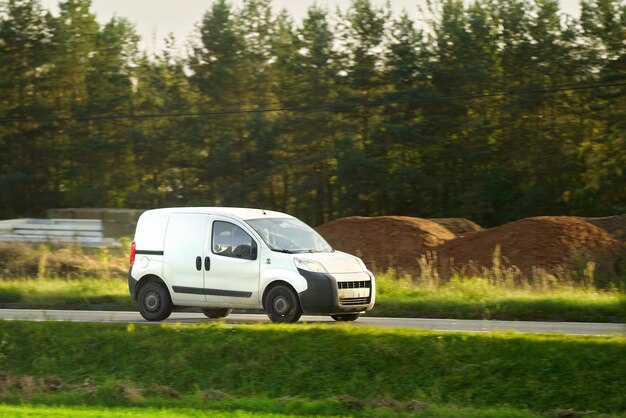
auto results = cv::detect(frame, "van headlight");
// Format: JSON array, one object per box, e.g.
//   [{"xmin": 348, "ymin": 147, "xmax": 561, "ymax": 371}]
[{"xmin": 294, "ymin": 258, "xmax": 327, "ymax": 273}]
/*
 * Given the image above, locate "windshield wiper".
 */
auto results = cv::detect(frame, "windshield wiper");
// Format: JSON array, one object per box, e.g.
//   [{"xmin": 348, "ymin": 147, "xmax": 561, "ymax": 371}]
[
  {"xmin": 271, "ymin": 248, "xmax": 295, "ymax": 254},
  {"xmin": 271, "ymin": 248, "xmax": 330, "ymax": 254}
]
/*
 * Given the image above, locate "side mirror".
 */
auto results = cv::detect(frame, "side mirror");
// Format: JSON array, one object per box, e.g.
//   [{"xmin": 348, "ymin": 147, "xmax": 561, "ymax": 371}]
[{"xmin": 251, "ymin": 241, "xmax": 258, "ymax": 260}]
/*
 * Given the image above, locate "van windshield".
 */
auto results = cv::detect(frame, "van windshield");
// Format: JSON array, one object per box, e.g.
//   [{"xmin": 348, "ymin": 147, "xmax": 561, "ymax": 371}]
[{"xmin": 246, "ymin": 218, "xmax": 333, "ymax": 254}]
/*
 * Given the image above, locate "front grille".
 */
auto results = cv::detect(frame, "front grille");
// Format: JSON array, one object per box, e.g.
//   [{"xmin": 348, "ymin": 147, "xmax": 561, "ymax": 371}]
[
  {"xmin": 337, "ymin": 280, "xmax": 371, "ymax": 289},
  {"xmin": 339, "ymin": 297, "xmax": 370, "ymax": 306}
]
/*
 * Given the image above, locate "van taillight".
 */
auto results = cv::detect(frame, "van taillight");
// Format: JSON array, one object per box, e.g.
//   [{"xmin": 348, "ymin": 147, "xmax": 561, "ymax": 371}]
[{"xmin": 130, "ymin": 241, "xmax": 136, "ymax": 266}]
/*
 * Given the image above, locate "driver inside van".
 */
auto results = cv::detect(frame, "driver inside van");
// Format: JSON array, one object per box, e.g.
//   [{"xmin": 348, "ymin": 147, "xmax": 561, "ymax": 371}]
[{"xmin": 213, "ymin": 224, "xmax": 252, "ymax": 258}]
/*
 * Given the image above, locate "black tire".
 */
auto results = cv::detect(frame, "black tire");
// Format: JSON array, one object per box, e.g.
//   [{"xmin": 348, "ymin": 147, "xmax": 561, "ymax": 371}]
[
  {"xmin": 331, "ymin": 313, "xmax": 361, "ymax": 322},
  {"xmin": 137, "ymin": 282, "xmax": 172, "ymax": 321},
  {"xmin": 201, "ymin": 308, "xmax": 233, "ymax": 319},
  {"xmin": 265, "ymin": 285, "xmax": 302, "ymax": 323}
]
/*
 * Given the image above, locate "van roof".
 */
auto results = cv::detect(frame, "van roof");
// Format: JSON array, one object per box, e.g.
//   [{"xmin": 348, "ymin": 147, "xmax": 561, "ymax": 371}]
[{"xmin": 141, "ymin": 207, "xmax": 293, "ymax": 221}]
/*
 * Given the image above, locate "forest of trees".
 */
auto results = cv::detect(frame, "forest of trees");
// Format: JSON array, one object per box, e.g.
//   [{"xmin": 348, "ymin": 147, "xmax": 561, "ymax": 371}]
[{"xmin": 0, "ymin": 0, "xmax": 624, "ymax": 227}]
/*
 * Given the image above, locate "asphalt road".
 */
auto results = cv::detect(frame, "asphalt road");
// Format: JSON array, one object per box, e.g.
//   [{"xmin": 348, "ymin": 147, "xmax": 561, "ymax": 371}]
[{"xmin": 0, "ymin": 309, "xmax": 624, "ymax": 336}]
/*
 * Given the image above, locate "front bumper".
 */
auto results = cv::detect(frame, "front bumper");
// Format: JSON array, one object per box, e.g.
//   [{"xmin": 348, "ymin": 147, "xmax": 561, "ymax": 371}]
[{"xmin": 297, "ymin": 268, "xmax": 375, "ymax": 315}]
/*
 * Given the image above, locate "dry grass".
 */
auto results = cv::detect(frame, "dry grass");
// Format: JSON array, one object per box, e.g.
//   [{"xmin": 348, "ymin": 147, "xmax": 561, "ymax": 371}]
[
  {"xmin": 373, "ymin": 247, "xmax": 624, "ymax": 322},
  {"xmin": 0, "ymin": 242, "xmax": 128, "ymax": 280},
  {"xmin": 403, "ymin": 247, "xmax": 623, "ymax": 291},
  {"xmin": 1, "ymin": 241, "xmax": 621, "ymax": 291}
]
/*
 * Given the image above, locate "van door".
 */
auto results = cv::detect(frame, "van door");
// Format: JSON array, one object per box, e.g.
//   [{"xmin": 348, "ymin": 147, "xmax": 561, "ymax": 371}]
[
  {"xmin": 203, "ymin": 217, "xmax": 261, "ymax": 307},
  {"xmin": 163, "ymin": 213, "xmax": 208, "ymax": 303}
]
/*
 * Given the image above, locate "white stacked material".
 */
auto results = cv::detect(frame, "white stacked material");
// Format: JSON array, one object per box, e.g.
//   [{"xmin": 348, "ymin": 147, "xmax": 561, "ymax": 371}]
[{"xmin": 0, "ymin": 218, "xmax": 119, "ymax": 247}]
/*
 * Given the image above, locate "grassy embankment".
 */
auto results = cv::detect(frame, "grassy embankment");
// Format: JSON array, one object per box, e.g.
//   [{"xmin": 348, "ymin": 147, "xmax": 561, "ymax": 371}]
[
  {"xmin": 0, "ymin": 403, "xmax": 550, "ymax": 418},
  {"xmin": 0, "ymin": 242, "xmax": 624, "ymax": 322},
  {"xmin": 0, "ymin": 321, "xmax": 624, "ymax": 417}
]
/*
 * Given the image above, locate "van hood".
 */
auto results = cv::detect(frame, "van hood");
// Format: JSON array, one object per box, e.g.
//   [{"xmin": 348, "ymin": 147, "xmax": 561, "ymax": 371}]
[{"xmin": 297, "ymin": 251, "xmax": 364, "ymax": 274}]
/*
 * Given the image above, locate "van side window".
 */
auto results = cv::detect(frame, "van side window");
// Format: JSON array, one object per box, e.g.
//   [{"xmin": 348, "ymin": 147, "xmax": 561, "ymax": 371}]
[{"xmin": 212, "ymin": 221, "xmax": 257, "ymax": 260}]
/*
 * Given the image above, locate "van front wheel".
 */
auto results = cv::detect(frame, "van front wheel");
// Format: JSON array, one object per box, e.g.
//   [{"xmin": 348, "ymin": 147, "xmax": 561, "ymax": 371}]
[
  {"xmin": 137, "ymin": 282, "xmax": 172, "ymax": 321},
  {"xmin": 265, "ymin": 285, "xmax": 302, "ymax": 323},
  {"xmin": 331, "ymin": 313, "xmax": 361, "ymax": 322}
]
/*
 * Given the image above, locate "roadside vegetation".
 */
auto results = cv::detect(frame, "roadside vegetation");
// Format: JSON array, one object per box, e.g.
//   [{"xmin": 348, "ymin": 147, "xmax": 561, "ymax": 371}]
[
  {"xmin": 0, "ymin": 403, "xmax": 560, "ymax": 418},
  {"xmin": 1, "ymin": 275, "xmax": 624, "ymax": 323},
  {"xmin": 1, "ymin": 243, "xmax": 624, "ymax": 322},
  {"xmin": 0, "ymin": 277, "xmax": 134, "ymax": 310},
  {"xmin": 0, "ymin": 321, "xmax": 624, "ymax": 417},
  {"xmin": 373, "ymin": 274, "xmax": 626, "ymax": 322}
]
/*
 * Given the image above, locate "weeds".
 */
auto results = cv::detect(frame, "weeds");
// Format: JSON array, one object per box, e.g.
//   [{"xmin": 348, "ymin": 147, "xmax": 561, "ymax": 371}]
[
  {"xmin": 0, "ymin": 399, "xmax": 552, "ymax": 417},
  {"xmin": 1, "ymin": 242, "xmax": 622, "ymax": 289},
  {"xmin": 0, "ymin": 278, "xmax": 134, "ymax": 310},
  {"xmin": 372, "ymin": 272, "xmax": 625, "ymax": 322},
  {"xmin": 410, "ymin": 247, "xmax": 624, "ymax": 292},
  {"xmin": 0, "ymin": 242, "xmax": 127, "ymax": 280},
  {"xmin": 0, "ymin": 242, "xmax": 623, "ymax": 321}
]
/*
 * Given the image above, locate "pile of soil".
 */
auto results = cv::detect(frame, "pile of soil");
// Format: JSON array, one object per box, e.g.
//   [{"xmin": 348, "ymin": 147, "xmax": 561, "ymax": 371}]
[
  {"xmin": 436, "ymin": 216, "xmax": 623, "ymax": 279},
  {"xmin": 585, "ymin": 215, "xmax": 626, "ymax": 241},
  {"xmin": 429, "ymin": 218, "xmax": 482, "ymax": 235},
  {"xmin": 315, "ymin": 216, "xmax": 455, "ymax": 273}
]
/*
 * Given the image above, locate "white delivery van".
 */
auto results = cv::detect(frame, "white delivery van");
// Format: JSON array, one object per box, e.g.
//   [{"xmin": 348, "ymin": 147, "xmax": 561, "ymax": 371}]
[{"xmin": 128, "ymin": 207, "xmax": 375, "ymax": 323}]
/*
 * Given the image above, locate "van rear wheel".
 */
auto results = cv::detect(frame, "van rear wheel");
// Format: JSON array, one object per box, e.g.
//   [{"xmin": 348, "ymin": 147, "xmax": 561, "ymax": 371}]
[
  {"xmin": 265, "ymin": 285, "xmax": 302, "ymax": 323},
  {"xmin": 331, "ymin": 313, "xmax": 361, "ymax": 322},
  {"xmin": 201, "ymin": 308, "xmax": 233, "ymax": 319},
  {"xmin": 137, "ymin": 282, "xmax": 172, "ymax": 321}
]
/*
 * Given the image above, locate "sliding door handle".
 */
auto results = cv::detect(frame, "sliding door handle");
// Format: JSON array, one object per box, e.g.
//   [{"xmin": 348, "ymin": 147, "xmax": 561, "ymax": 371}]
[
  {"xmin": 195, "ymin": 256, "xmax": 201, "ymax": 271},
  {"xmin": 204, "ymin": 256, "xmax": 211, "ymax": 271}
]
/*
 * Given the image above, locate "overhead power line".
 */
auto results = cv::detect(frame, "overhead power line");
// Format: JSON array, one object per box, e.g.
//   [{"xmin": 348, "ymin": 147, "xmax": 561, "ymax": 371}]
[{"xmin": 1, "ymin": 81, "xmax": 624, "ymax": 124}]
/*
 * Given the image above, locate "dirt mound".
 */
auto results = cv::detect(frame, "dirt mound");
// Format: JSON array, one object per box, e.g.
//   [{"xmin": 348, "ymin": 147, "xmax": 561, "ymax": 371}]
[
  {"xmin": 315, "ymin": 216, "xmax": 455, "ymax": 273},
  {"xmin": 585, "ymin": 215, "xmax": 626, "ymax": 241},
  {"xmin": 437, "ymin": 216, "xmax": 623, "ymax": 280},
  {"xmin": 429, "ymin": 218, "xmax": 482, "ymax": 235}
]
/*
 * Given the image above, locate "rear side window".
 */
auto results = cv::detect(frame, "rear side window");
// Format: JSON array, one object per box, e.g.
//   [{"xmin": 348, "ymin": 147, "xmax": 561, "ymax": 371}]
[{"xmin": 212, "ymin": 221, "xmax": 257, "ymax": 260}]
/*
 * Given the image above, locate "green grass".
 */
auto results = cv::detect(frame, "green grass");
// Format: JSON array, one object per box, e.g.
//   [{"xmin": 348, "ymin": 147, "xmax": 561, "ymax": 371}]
[
  {"xmin": 0, "ymin": 402, "xmax": 562, "ymax": 417},
  {"xmin": 372, "ymin": 275, "xmax": 626, "ymax": 322},
  {"xmin": 1, "ymin": 275, "xmax": 624, "ymax": 323},
  {"xmin": 0, "ymin": 404, "xmax": 293, "ymax": 418},
  {"xmin": 0, "ymin": 278, "xmax": 134, "ymax": 310},
  {"xmin": 0, "ymin": 321, "xmax": 624, "ymax": 415}
]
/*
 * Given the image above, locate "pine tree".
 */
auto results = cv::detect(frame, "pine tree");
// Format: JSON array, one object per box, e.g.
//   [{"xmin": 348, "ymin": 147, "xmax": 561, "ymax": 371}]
[
  {"xmin": 0, "ymin": 0, "xmax": 54, "ymax": 216},
  {"xmin": 380, "ymin": 12, "xmax": 429, "ymax": 216},
  {"xmin": 47, "ymin": 0, "xmax": 99, "ymax": 207},
  {"xmin": 335, "ymin": 0, "xmax": 390, "ymax": 216},
  {"xmin": 131, "ymin": 35, "xmax": 199, "ymax": 208},
  {"xmin": 577, "ymin": 0, "xmax": 626, "ymax": 213},
  {"xmin": 265, "ymin": 5, "xmax": 340, "ymax": 223},
  {"xmin": 64, "ymin": 16, "xmax": 139, "ymax": 207},
  {"xmin": 188, "ymin": 0, "xmax": 247, "ymax": 206}
]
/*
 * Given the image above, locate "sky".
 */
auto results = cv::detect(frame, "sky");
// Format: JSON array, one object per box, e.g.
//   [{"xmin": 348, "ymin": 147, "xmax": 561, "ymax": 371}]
[{"xmin": 39, "ymin": 0, "xmax": 583, "ymax": 54}]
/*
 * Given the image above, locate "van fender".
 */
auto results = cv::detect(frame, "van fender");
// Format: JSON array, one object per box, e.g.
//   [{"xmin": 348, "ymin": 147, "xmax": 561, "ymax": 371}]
[
  {"xmin": 129, "ymin": 258, "xmax": 165, "ymax": 299},
  {"xmin": 259, "ymin": 268, "xmax": 308, "ymax": 304}
]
